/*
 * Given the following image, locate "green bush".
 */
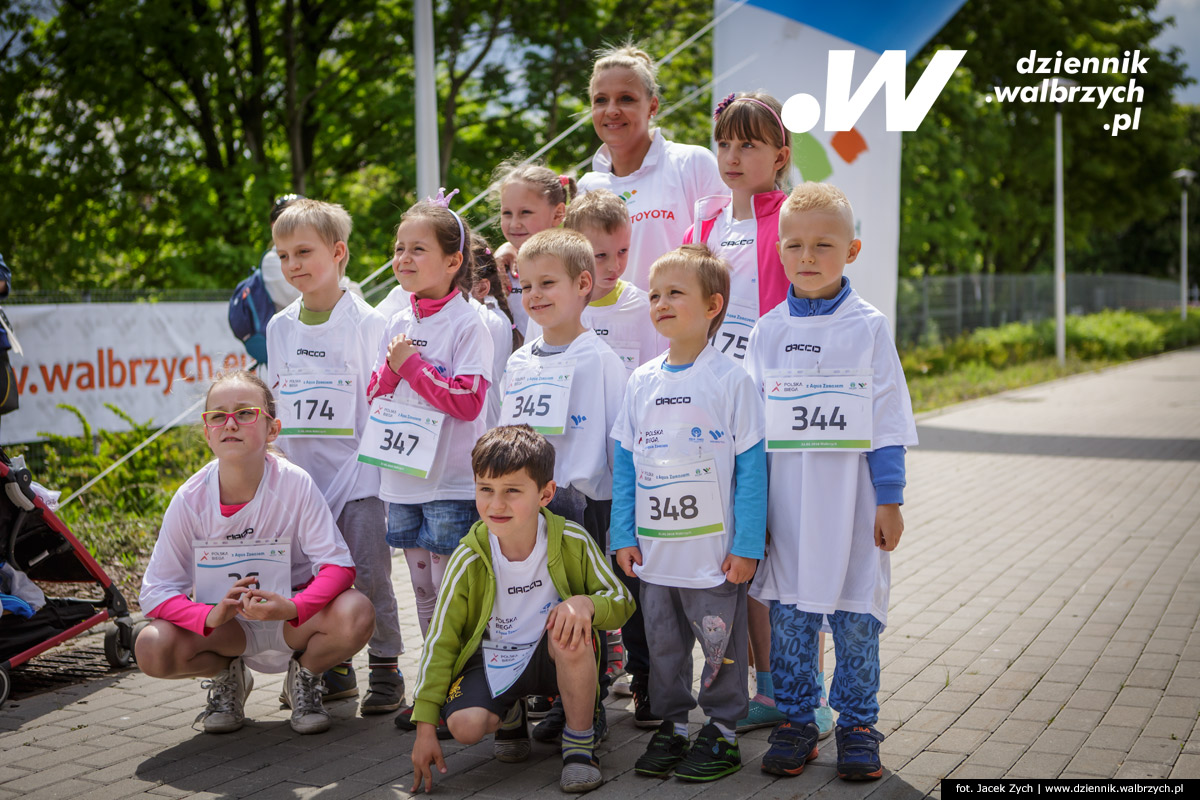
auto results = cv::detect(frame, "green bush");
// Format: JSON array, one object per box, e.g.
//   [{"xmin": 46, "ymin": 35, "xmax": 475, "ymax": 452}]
[
  {"xmin": 13, "ymin": 403, "xmax": 210, "ymax": 561},
  {"xmin": 901, "ymin": 308, "xmax": 1199, "ymax": 380}
]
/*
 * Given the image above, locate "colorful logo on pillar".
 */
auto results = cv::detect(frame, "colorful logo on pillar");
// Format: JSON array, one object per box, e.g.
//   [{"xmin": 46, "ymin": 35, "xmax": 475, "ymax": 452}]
[{"xmin": 792, "ymin": 128, "xmax": 868, "ymax": 183}]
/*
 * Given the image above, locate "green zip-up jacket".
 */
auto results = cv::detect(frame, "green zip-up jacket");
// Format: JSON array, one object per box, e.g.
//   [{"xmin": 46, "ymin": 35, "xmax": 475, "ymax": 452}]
[{"xmin": 411, "ymin": 508, "xmax": 635, "ymax": 725}]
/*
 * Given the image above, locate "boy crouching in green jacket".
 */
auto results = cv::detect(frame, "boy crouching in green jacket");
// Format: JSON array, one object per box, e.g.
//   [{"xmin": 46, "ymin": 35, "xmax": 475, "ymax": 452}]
[{"xmin": 409, "ymin": 424, "xmax": 635, "ymax": 794}]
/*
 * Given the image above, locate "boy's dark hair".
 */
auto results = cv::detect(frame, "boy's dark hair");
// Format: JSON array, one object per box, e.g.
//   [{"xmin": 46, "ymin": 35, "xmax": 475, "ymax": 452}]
[{"xmin": 471, "ymin": 425, "xmax": 555, "ymax": 488}]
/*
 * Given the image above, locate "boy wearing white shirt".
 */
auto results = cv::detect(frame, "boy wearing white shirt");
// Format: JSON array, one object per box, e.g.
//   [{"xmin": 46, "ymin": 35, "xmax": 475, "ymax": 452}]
[
  {"xmin": 266, "ymin": 199, "xmax": 405, "ymax": 714},
  {"xmin": 501, "ymin": 229, "xmax": 626, "ymax": 536},
  {"xmin": 408, "ymin": 426, "xmax": 634, "ymax": 794},
  {"xmin": 745, "ymin": 183, "xmax": 917, "ymax": 781},
  {"xmin": 611, "ymin": 245, "xmax": 767, "ymax": 783}
]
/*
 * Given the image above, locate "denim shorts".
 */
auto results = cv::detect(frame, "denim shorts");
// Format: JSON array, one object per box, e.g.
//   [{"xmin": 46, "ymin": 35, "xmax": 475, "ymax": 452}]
[{"xmin": 386, "ymin": 499, "xmax": 478, "ymax": 555}]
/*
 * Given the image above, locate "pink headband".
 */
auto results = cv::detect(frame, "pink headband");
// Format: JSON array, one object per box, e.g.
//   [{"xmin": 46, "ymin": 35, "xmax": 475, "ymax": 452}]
[{"xmin": 713, "ymin": 93, "xmax": 787, "ymax": 143}]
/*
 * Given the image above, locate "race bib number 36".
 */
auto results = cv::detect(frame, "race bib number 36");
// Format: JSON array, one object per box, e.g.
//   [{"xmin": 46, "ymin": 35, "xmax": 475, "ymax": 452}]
[
  {"xmin": 500, "ymin": 361, "xmax": 576, "ymax": 435},
  {"xmin": 764, "ymin": 369, "xmax": 873, "ymax": 452},
  {"xmin": 194, "ymin": 539, "xmax": 291, "ymax": 605},
  {"xmin": 356, "ymin": 398, "xmax": 445, "ymax": 478},
  {"xmin": 278, "ymin": 373, "xmax": 357, "ymax": 437},
  {"xmin": 635, "ymin": 457, "xmax": 724, "ymax": 540}
]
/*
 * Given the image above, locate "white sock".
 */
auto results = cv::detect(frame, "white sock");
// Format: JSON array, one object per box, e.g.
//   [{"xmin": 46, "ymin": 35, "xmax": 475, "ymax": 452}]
[
  {"xmin": 714, "ymin": 722, "xmax": 737, "ymax": 742},
  {"xmin": 674, "ymin": 723, "xmax": 689, "ymax": 737}
]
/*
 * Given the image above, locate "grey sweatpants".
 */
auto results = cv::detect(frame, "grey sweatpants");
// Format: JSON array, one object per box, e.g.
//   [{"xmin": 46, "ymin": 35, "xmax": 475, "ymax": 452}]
[
  {"xmin": 640, "ymin": 580, "xmax": 749, "ymax": 728},
  {"xmin": 337, "ymin": 496, "xmax": 404, "ymax": 657}
]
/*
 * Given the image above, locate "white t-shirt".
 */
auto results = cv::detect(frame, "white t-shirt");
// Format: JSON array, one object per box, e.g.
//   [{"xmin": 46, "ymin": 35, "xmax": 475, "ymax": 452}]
[
  {"xmin": 266, "ymin": 292, "xmax": 385, "ymax": 521},
  {"xmin": 501, "ymin": 331, "xmax": 626, "ymax": 500},
  {"xmin": 524, "ymin": 281, "xmax": 665, "ymax": 374},
  {"xmin": 371, "ymin": 293, "xmax": 494, "ymax": 503},
  {"xmin": 744, "ymin": 290, "xmax": 918, "ymax": 625},
  {"xmin": 474, "ymin": 296, "xmax": 514, "ymax": 428},
  {"xmin": 709, "ymin": 208, "xmax": 760, "ymax": 365},
  {"xmin": 611, "ymin": 346, "xmax": 765, "ymax": 589},
  {"xmin": 484, "ymin": 515, "xmax": 561, "ymax": 695},
  {"xmin": 139, "ymin": 455, "xmax": 355, "ymax": 614},
  {"xmin": 578, "ymin": 129, "xmax": 726, "ymax": 290},
  {"xmin": 375, "ymin": 284, "xmax": 413, "ymax": 325}
]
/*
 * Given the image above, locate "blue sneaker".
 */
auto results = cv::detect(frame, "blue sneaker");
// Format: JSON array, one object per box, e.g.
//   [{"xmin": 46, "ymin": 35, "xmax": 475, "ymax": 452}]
[
  {"xmin": 835, "ymin": 725, "xmax": 885, "ymax": 781},
  {"xmin": 761, "ymin": 722, "xmax": 820, "ymax": 777},
  {"xmin": 736, "ymin": 696, "xmax": 787, "ymax": 732}
]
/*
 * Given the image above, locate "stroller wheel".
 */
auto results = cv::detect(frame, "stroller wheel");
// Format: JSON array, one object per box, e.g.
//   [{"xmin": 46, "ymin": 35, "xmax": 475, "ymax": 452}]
[
  {"xmin": 104, "ymin": 625, "xmax": 134, "ymax": 669},
  {"xmin": 0, "ymin": 665, "xmax": 10, "ymax": 707}
]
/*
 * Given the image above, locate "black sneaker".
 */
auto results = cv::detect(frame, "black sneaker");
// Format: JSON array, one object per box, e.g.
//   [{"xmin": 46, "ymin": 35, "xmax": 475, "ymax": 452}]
[
  {"xmin": 630, "ymin": 673, "xmax": 661, "ymax": 729},
  {"xmin": 533, "ymin": 698, "xmax": 609, "ymax": 743},
  {"xmin": 675, "ymin": 723, "xmax": 741, "ymax": 782},
  {"xmin": 835, "ymin": 724, "xmax": 885, "ymax": 781},
  {"xmin": 393, "ymin": 705, "xmax": 453, "ymax": 740},
  {"xmin": 634, "ymin": 721, "xmax": 689, "ymax": 777},
  {"xmin": 526, "ymin": 694, "xmax": 556, "ymax": 720},
  {"xmin": 494, "ymin": 699, "xmax": 531, "ymax": 763},
  {"xmin": 761, "ymin": 721, "xmax": 820, "ymax": 776},
  {"xmin": 361, "ymin": 660, "xmax": 405, "ymax": 715}
]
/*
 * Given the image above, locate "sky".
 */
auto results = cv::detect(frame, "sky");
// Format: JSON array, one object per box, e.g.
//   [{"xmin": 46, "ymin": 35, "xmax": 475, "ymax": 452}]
[{"xmin": 1154, "ymin": 0, "xmax": 1200, "ymax": 104}]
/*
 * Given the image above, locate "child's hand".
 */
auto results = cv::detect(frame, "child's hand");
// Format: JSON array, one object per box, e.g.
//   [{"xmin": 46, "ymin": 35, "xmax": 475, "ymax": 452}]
[
  {"xmin": 239, "ymin": 589, "xmax": 298, "ymax": 622},
  {"xmin": 387, "ymin": 334, "xmax": 421, "ymax": 372},
  {"xmin": 875, "ymin": 504, "xmax": 904, "ymax": 551},
  {"xmin": 494, "ymin": 242, "xmax": 517, "ymax": 286},
  {"xmin": 410, "ymin": 723, "xmax": 448, "ymax": 793},
  {"xmin": 721, "ymin": 554, "xmax": 757, "ymax": 584},
  {"xmin": 615, "ymin": 546, "xmax": 642, "ymax": 578},
  {"xmin": 546, "ymin": 595, "xmax": 594, "ymax": 651},
  {"xmin": 204, "ymin": 576, "xmax": 257, "ymax": 630}
]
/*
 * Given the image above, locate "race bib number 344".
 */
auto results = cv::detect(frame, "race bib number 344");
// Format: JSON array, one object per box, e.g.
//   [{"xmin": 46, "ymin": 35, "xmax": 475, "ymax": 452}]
[{"xmin": 764, "ymin": 369, "xmax": 873, "ymax": 452}]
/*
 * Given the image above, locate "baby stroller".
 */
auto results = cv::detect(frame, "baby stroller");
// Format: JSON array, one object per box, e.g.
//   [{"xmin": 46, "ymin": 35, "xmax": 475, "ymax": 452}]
[{"xmin": 1, "ymin": 448, "xmax": 136, "ymax": 707}]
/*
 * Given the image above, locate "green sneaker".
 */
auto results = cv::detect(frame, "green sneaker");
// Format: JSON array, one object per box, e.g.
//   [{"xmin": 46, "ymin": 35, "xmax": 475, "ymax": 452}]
[
  {"xmin": 634, "ymin": 721, "xmax": 689, "ymax": 777},
  {"xmin": 675, "ymin": 723, "xmax": 741, "ymax": 782}
]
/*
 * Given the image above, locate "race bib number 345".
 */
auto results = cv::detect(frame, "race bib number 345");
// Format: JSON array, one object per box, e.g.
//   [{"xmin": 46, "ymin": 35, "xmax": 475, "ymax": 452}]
[
  {"xmin": 500, "ymin": 361, "xmax": 576, "ymax": 435},
  {"xmin": 764, "ymin": 369, "xmax": 873, "ymax": 452}
]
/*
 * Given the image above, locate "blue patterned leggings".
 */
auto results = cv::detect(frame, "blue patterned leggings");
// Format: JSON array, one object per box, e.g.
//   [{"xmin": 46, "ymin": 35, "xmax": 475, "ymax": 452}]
[{"xmin": 769, "ymin": 603, "xmax": 883, "ymax": 727}]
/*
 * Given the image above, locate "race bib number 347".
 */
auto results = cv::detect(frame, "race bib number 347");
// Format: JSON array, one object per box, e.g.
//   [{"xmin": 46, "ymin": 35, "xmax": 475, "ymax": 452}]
[
  {"xmin": 356, "ymin": 398, "xmax": 445, "ymax": 478},
  {"xmin": 764, "ymin": 369, "xmax": 873, "ymax": 452}
]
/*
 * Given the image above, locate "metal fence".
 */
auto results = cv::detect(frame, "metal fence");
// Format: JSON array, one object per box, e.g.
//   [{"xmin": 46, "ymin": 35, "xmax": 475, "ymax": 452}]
[
  {"xmin": 4, "ymin": 273, "xmax": 1184, "ymax": 348},
  {"xmin": 896, "ymin": 273, "xmax": 1183, "ymax": 346}
]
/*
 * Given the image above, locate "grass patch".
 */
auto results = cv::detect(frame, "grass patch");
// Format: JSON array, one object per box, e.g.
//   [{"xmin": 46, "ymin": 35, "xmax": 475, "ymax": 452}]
[{"xmin": 908, "ymin": 356, "xmax": 1117, "ymax": 413}]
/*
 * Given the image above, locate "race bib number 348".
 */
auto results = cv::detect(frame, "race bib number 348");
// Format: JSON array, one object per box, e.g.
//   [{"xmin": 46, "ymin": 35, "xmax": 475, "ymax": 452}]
[
  {"xmin": 635, "ymin": 457, "xmax": 724, "ymax": 540},
  {"xmin": 764, "ymin": 369, "xmax": 873, "ymax": 451}
]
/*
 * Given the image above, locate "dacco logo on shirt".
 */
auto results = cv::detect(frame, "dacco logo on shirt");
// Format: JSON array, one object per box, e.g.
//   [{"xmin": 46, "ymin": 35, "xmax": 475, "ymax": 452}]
[
  {"xmin": 508, "ymin": 579, "xmax": 544, "ymax": 595},
  {"xmin": 296, "ymin": 348, "xmax": 325, "ymax": 357},
  {"xmin": 593, "ymin": 328, "xmax": 609, "ymax": 336},
  {"xmin": 227, "ymin": 527, "xmax": 254, "ymax": 540},
  {"xmin": 786, "ymin": 343, "xmax": 822, "ymax": 353},
  {"xmin": 410, "ymin": 339, "xmax": 429, "ymax": 347},
  {"xmin": 655, "ymin": 396, "xmax": 691, "ymax": 406},
  {"xmin": 721, "ymin": 238, "xmax": 754, "ymax": 247}
]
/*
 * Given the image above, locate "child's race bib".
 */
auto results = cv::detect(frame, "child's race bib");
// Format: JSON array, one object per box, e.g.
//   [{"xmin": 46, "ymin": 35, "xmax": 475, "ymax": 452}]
[
  {"xmin": 193, "ymin": 539, "xmax": 291, "ymax": 605},
  {"xmin": 710, "ymin": 296, "xmax": 757, "ymax": 362},
  {"xmin": 634, "ymin": 456, "xmax": 724, "ymax": 540},
  {"xmin": 763, "ymin": 369, "xmax": 873, "ymax": 452},
  {"xmin": 356, "ymin": 397, "xmax": 445, "ymax": 478},
  {"xmin": 277, "ymin": 372, "xmax": 357, "ymax": 437},
  {"xmin": 500, "ymin": 360, "xmax": 577, "ymax": 435},
  {"xmin": 482, "ymin": 639, "xmax": 541, "ymax": 698}
]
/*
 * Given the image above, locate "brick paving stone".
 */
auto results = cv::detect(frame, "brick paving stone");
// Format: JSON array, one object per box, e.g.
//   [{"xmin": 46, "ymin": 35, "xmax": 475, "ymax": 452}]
[
  {"xmin": 1008, "ymin": 751, "xmax": 1072, "ymax": 778},
  {"xmin": 964, "ymin": 742, "xmax": 1027, "ymax": 771},
  {"xmin": 1114, "ymin": 760, "xmax": 1173, "ymax": 779},
  {"xmin": 1127, "ymin": 737, "xmax": 1185, "ymax": 766},
  {"xmin": 1170, "ymin": 754, "xmax": 1200, "ymax": 779},
  {"xmin": 1065, "ymin": 747, "xmax": 1123, "ymax": 779}
]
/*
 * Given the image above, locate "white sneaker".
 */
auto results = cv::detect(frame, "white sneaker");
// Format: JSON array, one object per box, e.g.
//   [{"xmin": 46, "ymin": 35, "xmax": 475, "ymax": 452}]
[
  {"xmin": 284, "ymin": 655, "xmax": 331, "ymax": 734},
  {"xmin": 195, "ymin": 657, "xmax": 253, "ymax": 734},
  {"xmin": 611, "ymin": 675, "xmax": 633, "ymax": 697}
]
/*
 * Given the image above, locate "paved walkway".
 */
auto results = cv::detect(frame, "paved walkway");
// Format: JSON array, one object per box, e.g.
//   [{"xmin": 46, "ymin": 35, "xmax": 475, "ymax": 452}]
[{"xmin": 2, "ymin": 350, "xmax": 1199, "ymax": 799}]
